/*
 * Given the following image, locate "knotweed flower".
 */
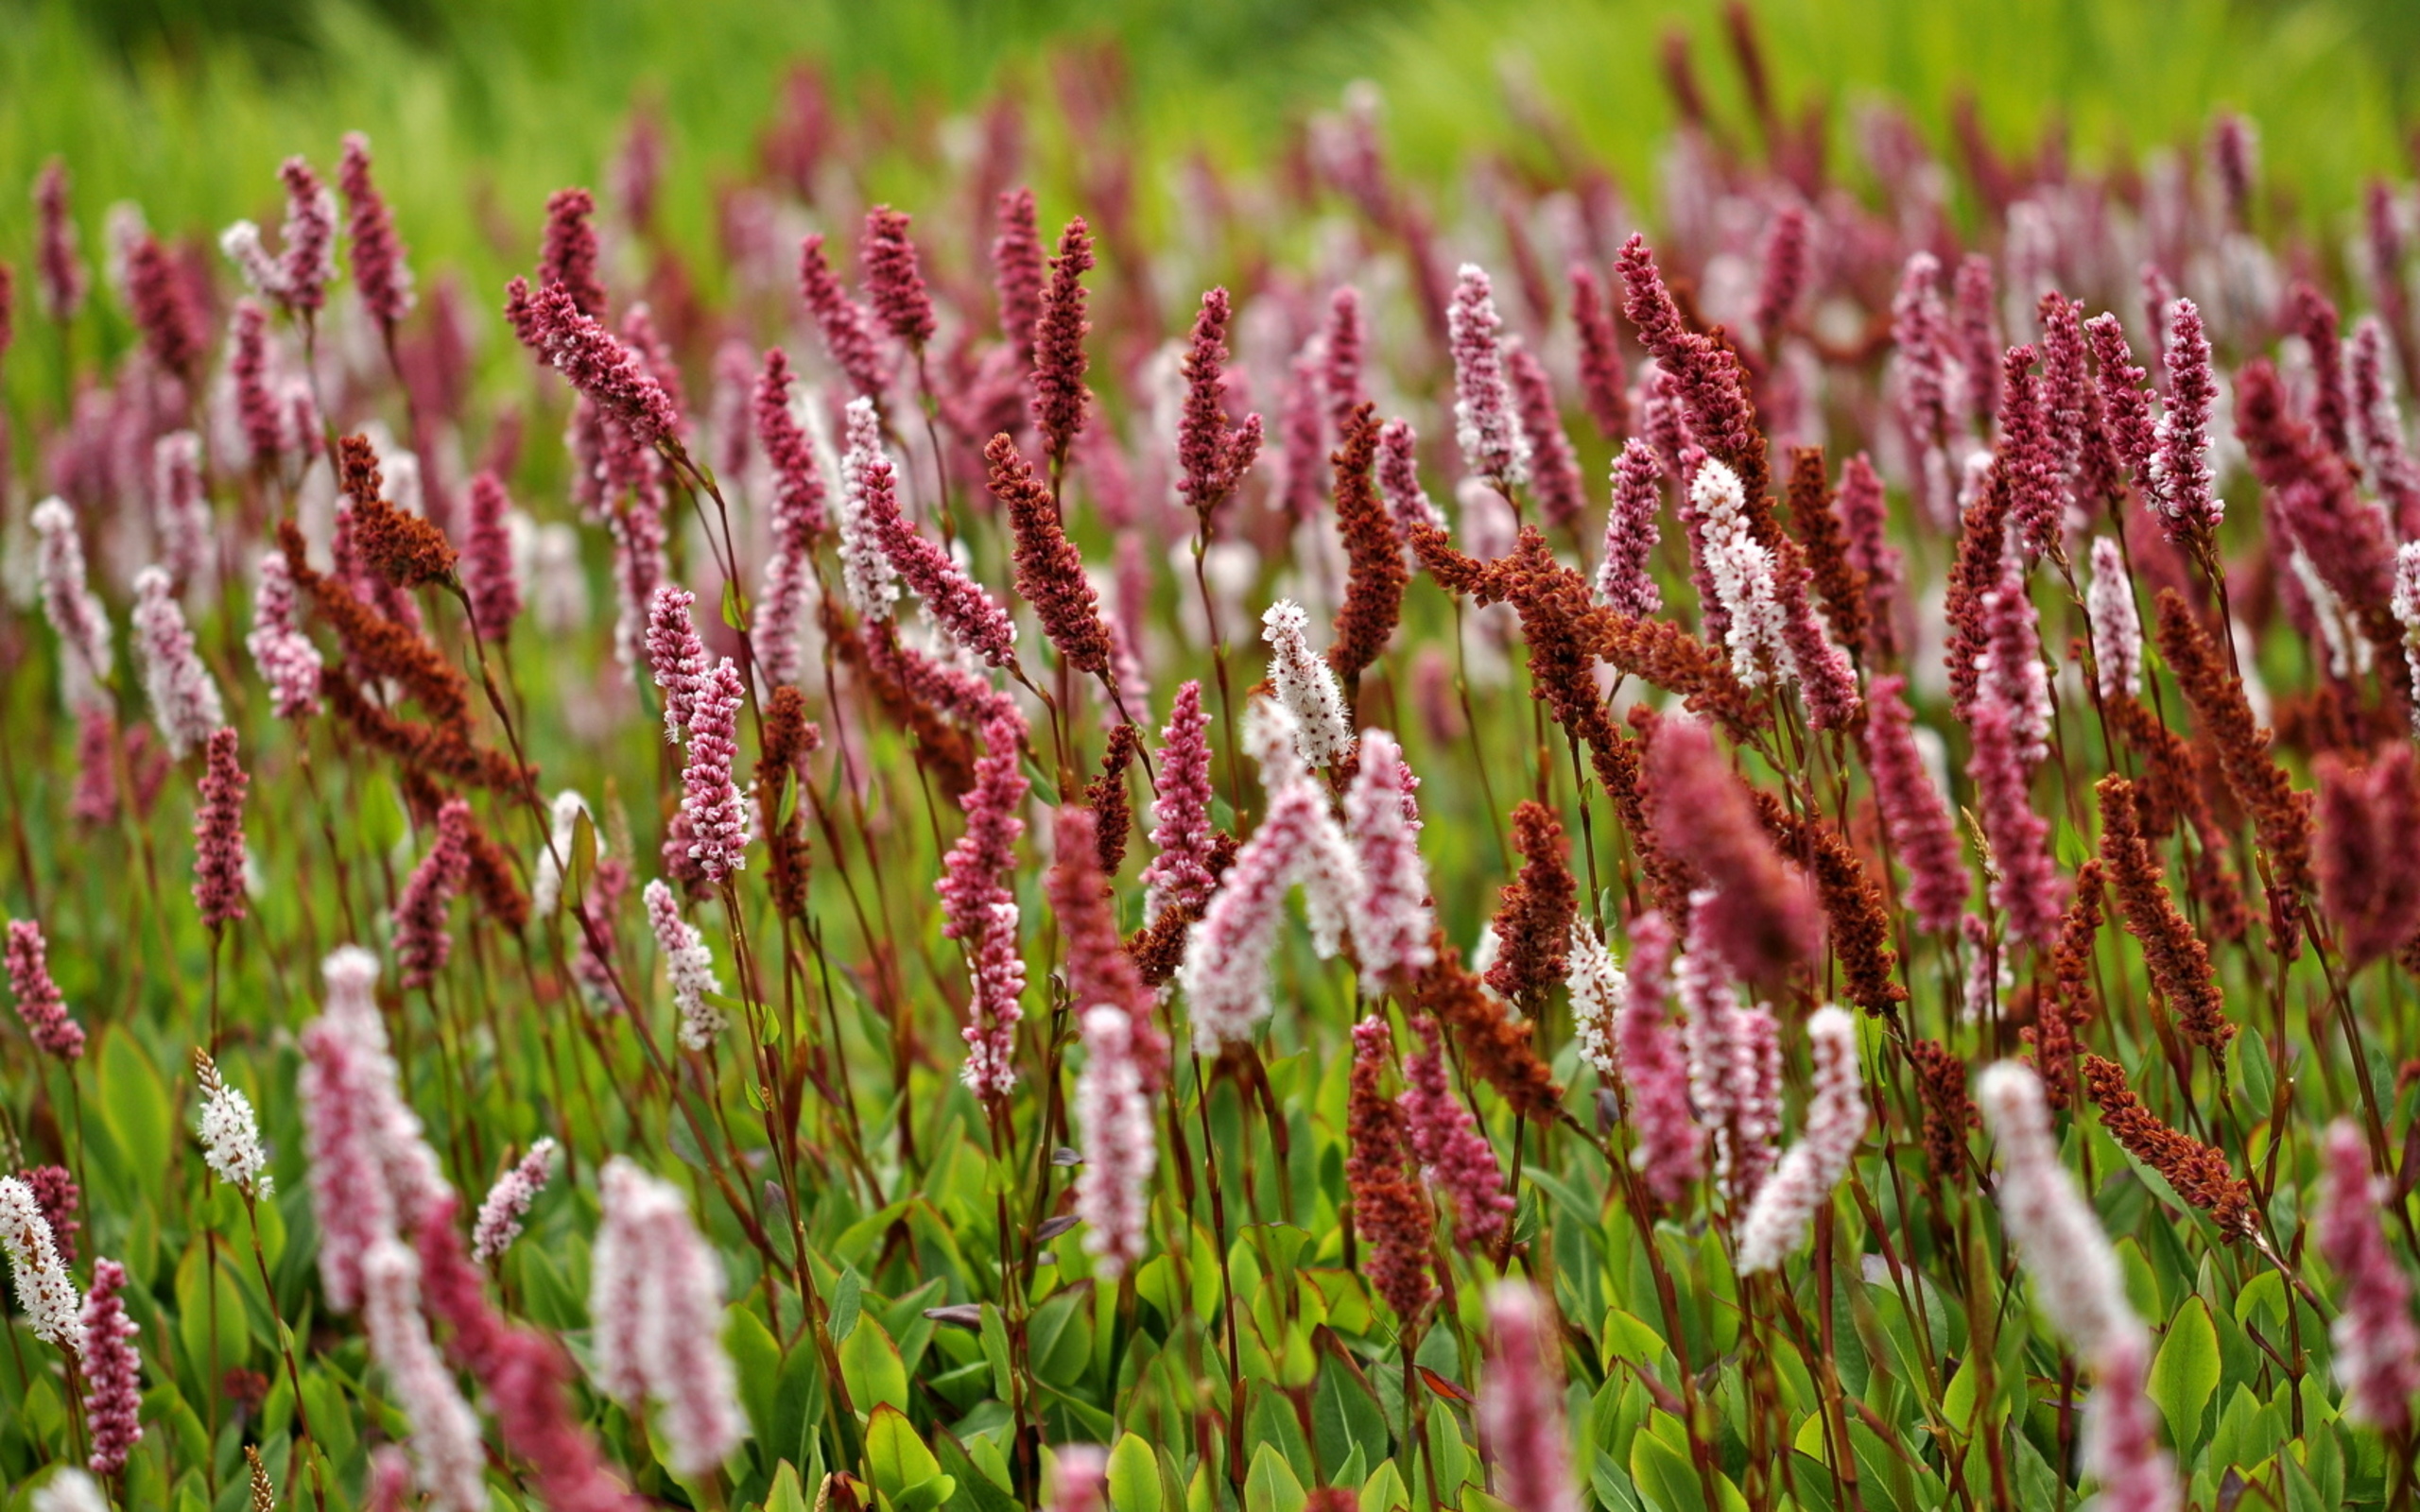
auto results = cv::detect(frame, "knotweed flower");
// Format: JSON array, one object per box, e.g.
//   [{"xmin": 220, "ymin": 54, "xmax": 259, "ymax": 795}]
[
  {"xmin": 2350, "ymin": 317, "xmax": 2420, "ymax": 529},
  {"xmin": 1047, "ymin": 807, "xmax": 1167, "ymax": 1090},
  {"xmin": 192, "ymin": 728, "xmax": 250, "ymax": 927},
  {"xmin": 152, "ymin": 430, "xmax": 210, "ymax": 586},
  {"xmin": 462, "ymin": 472, "xmax": 522, "ymax": 635},
  {"xmin": 942, "ymin": 713, "xmax": 1029, "ymax": 1097},
  {"xmin": 6, "ymin": 919, "xmax": 84, "ymax": 1062},
  {"xmin": 643, "ymin": 585, "xmax": 709, "ymax": 744},
  {"xmin": 644, "ymin": 880, "xmax": 725, "ymax": 1050},
  {"xmin": 2086, "ymin": 537, "xmax": 2141, "ymax": 699},
  {"xmin": 1736, "ymin": 1006, "xmax": 1865, "ymax": 1272},
  {"xmin": 1595, "ymin": 439, "xmax": 1664, "ymax": 617},
  {"xmin": 1977, "ymin": 1061, "xmax": 2137, "ymax": 1363},
  {"xmin": 838, "ymin": 396, "xmax": 904, "ymax": 623},
  {"xmin": 1376, "ymin": 419, "xmax": 1446, "ymax": 537},
  {"xmin": 31, "ymin": 1472, "xmax": 108, "ymax": 1512},
  {"xmin": 1568, "ymin": 263, "xmax": 1629, "ymax": 439},
  {"xmin": 1140, "ymin": 680, "xmax": 1217, "ymax": 924},
  {"xmin": 125, "ymin": 232, "xmax": 206, "ymax": 381},
  {"xmin": 852, "ymin": 399, "xmax": 1017, "ymax": 664},
  {"xmin": 1260, "ymin": 600, "xmax": 1353, "ymax": 766},
  {"xmin": 78, "ymin": 1259, "xmax": 143, "ymax": 1474},
  {"xmin": 1402, "ymin": 1014, "xmax": 1513, "ymax": 1246},
  {"xmin": 994, "ymin": 187, "xmax": 1045, "ymax": 362},
  {"xmin": 2316, "ymin": 746, "xmax": 2420, "ymax": 972},
  {"xmin": 1857, "ymin": 677, "xmax": 1968, "ymax": 935},
  {"xmin": 395, "ymin": 799, "xmax": 472, "ymax": 988},
  {"xmin": 796, "ymin": 232, "xmax": 890, "ymax": 401},
  {"xmin": 995, "ymin": 432, "xmax": 1115, "ymax": 678},
  {"xmin": 223, "ymin": 156, "xmax": 337, "ymax": 314},
  {"xmin": 1074, "ymin": 1005, "xmax": 1155, "ymax": 1279},
  {"xmin": 1615, "ymin": 910, "xmax": 1699, "ymax": 1202},
  {"xmin": 1478, "ymin": 1282, "xmax": 1580, "ymax": 1512},
  {"xmin": 681, "ymin": 659, "xmax": 750, "ymax": 885},
  {"xmin": 1049, "ymin": 1446, "xmax": 1108, "ymax": 1512},
  {"xmin": 472, "ymin": 1139, "xmax": 558, "ymax": 1266},
  {"xmin": 34, "ymin": 160, "xmax": 88, "ymax": 320},
  {"xmin": 363, "ymin": 1239, "xmax": 486, "ymax": 1512},
  {"xmin": 21, "ymin": 1168, "xmax": 77, "ymax": 1269},
  {"xmin": 1343, "ymin": 730, "xmax": 1435, "ymax": 980},
  {"xmin": 591, "ymin": 1159, "xmax": 746, "ymax": 1478},
  {"xmin": 195, "ymin": 1051, "xmax": 272, "ymax": 1197},
  {"xmin": 1346, "ymin": 1016, "xmax": 1436, "ymax": 1322},
  {"xmin": 523, "ymin": 283, "xmax": 682, "ymax": 447},
  {"xmin": 32, "ymin": 498, "xmax": 113, "ymax": 701},
  {"xmin": 246, "ymin": 551, "xmax": 322, "ymax": 719},
  {"xmin": 2147, "ymin": 298, "xmax": 2221, "ymax": 543},
  {"xmin": 540, "ymin": 187, "xmax": 608, "ymax": 319},
  {"xmin": 339, "ymin": 134, "xmax": 415, "ymax": 328},
  {"xmin": 1484, "ymin": 801, "xmax": 1576, "ymax": 1006},
  {"xmin": 1029, "ymin": 216, "xmax": 1095, "ymax": 466},
  {"xmin": 1564, "ymin": 919, "xmax": 1626, "ymax": 1080},
  {"xmin": 1507, "ymin": 342, "xmax": 1583, "ymax": 529},
  {"xmin": 0, "ymin": 1174, "xmax": 79, "ymax": 1349},
  {"xmin": 2317, "ymin": 1119, "xmax": 2420, "ymax": 1434},
  {"xmin": 2079, "ymin": 1328, "xmax": 2182, "ymax": 1512},
  {"xmin": 1643, "ymin": 714, "xmax": 1821, "ymax": 982},
  {"xmin": 1448, "ymin": 264, "xmax": 1530, "ymax": 490},
  {"xmin": 862, "ymin": 206, "xmax": 936, "ymax": 350},
  {"xmin": 1690, "ymin": 458, "xmax": 1790, "ymax": 686},
  {"xmin": 1182, "ymin": 701, "xmax": 1331, "ymax": 1049}
]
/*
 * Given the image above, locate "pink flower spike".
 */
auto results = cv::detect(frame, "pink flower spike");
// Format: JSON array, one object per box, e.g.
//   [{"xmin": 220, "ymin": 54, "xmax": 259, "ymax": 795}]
[
  {"xmin": 192, "ymin": 729, "xmax": 250, "ymax": 928},
  {"xmin": 2087, "ymin": 538, "xmax": 2142, "ymax": 699},
  {"xmin": 0, "ymin": 1174, "xmax": 79, "ymax": 1348},
  {"xmin": 1176, "ymin": 286, "xmax": 1263, "ymax": 519},
  {"xmin": 1047, "ymin": 807, "xmax": 1168, "ymax": 1091},
  {"xmin": 7, "ymin": 919, "xmax": 86, "ymax": 1062},
  {"xmin": 31, "ymin": 498, "xmax": 113, "ymax": 703},
  {"xmin": 78, "ymin": 1258, "xmax": 143, "ymax": 1474},
  {"xmin": 132, "ymin": 566, "xmax": 224, "ymax": 761},
  {"xmin": 645, "ymin": 879, "xmax": 726, "ymax": 1051},
  {"xmin": 681, "ymin": 659, "xmax": 750, "ymax": 885},
  {"xmin": 363, "ymin": 1239, "xmax": 487, "ymax": 1512},
  {"xmin": 394, "ymin": 800, "xmax": 472, "ymax": 989},
  {"xmin": 754, "ymin": 347, "xmax": 830, "ymax": 550},
  {"xmin": 1736, "ymin": 1006, "xmax": 1866, "ymax": 1272},
  {"xmin": 942, "ymin": 713, "xmax": 1030, "ymax": 1098},
  {"xmin": 1343, "ymin": 729, "xmax": 1435, "ymax": 981},
  {"xmin": 247, "ymin": 551, "xmax": 323, "ymax": 719},
  {"xmin": 994, "ymin": 187, "xmax": 1046, "ymax": 362},
  {"xmin": 528, "ymin": 283, "xmax": 683, "ymax": 447},
  {"xmin": 1181, "ymin": 702, "xmax": 1324, "ymax": 1050},
  {"xmin": 1401, "ymin": 1015, "xmax": 1512, "ymax": 1246},
  {"xmin": 2079, "ymin": 1328, "xmax": 2183, "ymax": 1512},
  {"xmin": 34, "ymin": 159, "xmax": 88, "ymax": 321},
  {"xmin": 797, "ymin": 232, "xmax": 891, "ymax": 401},
  {"xmin": 1075, "ymin": 1005, "xmax": 1156, "ymax": 1279},
  {"xmin": 1140, "ymin": 680, "xmax": 1218, "ymax": 925},
  {"xmin": 1478, "ymin": 1282, "xmax": 1582, "ymax": 1512},
  {"xmin": 1858, "ymin": 676, "xmax": 1969, "ymax": 934},
  {"xmin": 591, "ymin": 1159, "xmax": 746, "ymax": 1478},
  {"xmin": 1322, "ymin": 285, "xmax": 1369, "ymax": 429},
  {"xmin": 1568, "ymin": 262, "xmax": 1630, "ymax": 440},
  {"xmin": 1376, "ymin": 418, "xmax": 1446, "ymax": 539},
  {"xmin": 462, "ymin": 472, "xmax": 522, "ymax": 636},
  {"xmin": 862, "ymin": 206, "xmax": 936, "ymax": 350},
  {"xmin": 1836, "ymin": 454, "xmax": 1903, "ymax": 659},
  {"xmin": 1977, "ymin": 1062, "xmax": 2138, "ymax": 1363},
  {"xmin": 152, "ymin": 430, "xmax": 210, "ymax": 587},
  {"xmin": 1595, "ymin": 438, "xmax": 1663, "ymax": 617},
  {"xmin": 2152, "ymin": 298, "xmax": 2222, "ymax": 542},
  {"xmin": 1260, "ymin": 600, "xmax": 1353, "ymax": 767},
  {"xmin": 643, "ymin": 585, "xmax": 709, "ymax": 744},
  {"xmin": 1448, "ymin": 263, "xmax": 1530, "ymax": 491},
  {"xmin": 339, "ymin": 133, "xmax": 416, "ymax": 328},
  {"xmin": 1507, "ymin": 340, "xmax": 1585, "ymax": 530},
  {"xmin": 847, "ymin": 395, "xmax": 1017, "ymax": 665},
  {"xmin": 2318, "ymin": 1119, "xmax": 2420, "ymax": 1435},
  {"xmin": 472, "ymin": 1139, "xmax": 559, "ymax": 1267}
]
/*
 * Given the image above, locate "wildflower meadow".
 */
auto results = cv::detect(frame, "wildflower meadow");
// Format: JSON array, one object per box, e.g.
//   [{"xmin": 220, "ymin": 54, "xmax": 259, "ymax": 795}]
[{"xmin": 9, "ymin": 6, "xmax": 2420, "ymax": 1510}]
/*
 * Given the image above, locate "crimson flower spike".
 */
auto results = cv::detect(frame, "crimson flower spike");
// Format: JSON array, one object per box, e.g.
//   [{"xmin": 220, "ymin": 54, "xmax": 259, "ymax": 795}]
[
  {"xmin": 1175, "ymin": 285, "xmax": 1264, "ymax": 523},
  {"xmin": 540, "ymin": 186, "xmax": 608, "ymax": 319},
  {"xmin": 1029, "ymin": 215, "xmax": 1096, "ymax": 472},
  {"xmin": 862, "ymin": 205, "xmax": 936, "ymax": 351},
  {"xmin": 339, "ymin": 132, "xmax": 415, "ymax": 332}
]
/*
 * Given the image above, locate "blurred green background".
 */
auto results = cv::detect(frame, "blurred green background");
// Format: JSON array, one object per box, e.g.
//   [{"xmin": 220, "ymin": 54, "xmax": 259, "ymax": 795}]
[{"xmin": 5, "ymin": 0, "xmax": 2419, "ymax": 293}]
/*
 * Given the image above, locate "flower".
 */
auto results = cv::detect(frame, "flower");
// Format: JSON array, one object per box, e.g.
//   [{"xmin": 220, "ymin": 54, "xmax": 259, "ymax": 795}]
[
  {"xmin": 1448, "ymin": 264, "xmax": 1530, "ymax": 490},
  {"xmin": 1375, "ymin": 419, "xmax": 1446, "ymax": 537},
  {"xmin": 591, "ymin": 1159, "xmax": 746, "ymax": 1478},
  {"xmin": 338, "ymin": 133, "xmax": 415, "ymax": 327},
  {"xmin": 30, "ymin": 498, "xmax": 112, "ymax": 703},
  {"xmin": 942, "ymin": 713, "xmax": 1030, "ymax": 1097},
  {"xmin": 1736, "ymin": 1006, "xmax": 1865, "ymax": 1272},
  {"xmin": 995, "ymin": 431, "xmax": 1115, "ymax": 678},
  {"xmin": 1595, "ymin": 439, "xmax": 1664, "ymax": 618},
  {"xmin": 6, "ymin": 919, "xmax": 84, "ymax": 1062},
  {"xmin": 78, "ymin": 1259, "xmax": 143, "ymax": 1474},
  {"xmin": 1855, "ymin": 677, "xmax": 1968, "ymax": 935},
  {"xmin": 222, "ymin": 155, "xmax": 337, "ymax": 314},
  {"xmin": 196, "ymin": 1051, "xmax": 273, "ymax": 1197},
  {"xmin": 644, "ymin": 880, "xmax": 726, "ymax": 1050},
  {"xmin": 1401, "ymin": 1014, "xmax": 1512, "ymax": 1246},
  {"xmin": 363, "ymin": 1239, "xmax": 487, "ymax": 1512},
  {"xmin": 643, "ymin": 585, "xmax": 709, "ymax": 745},
  {"xmin": 192, "ymin": 729, "xmax": 250, "ymax": 927},
  {"xmin": 796, "ymin": 232, "xmax": 890, "ymax": 400},
  {"xmin": 1260, "ymin": 600, "xmax": 1354, "ymax": 767},
  {"xmin": 1478, "ymin": 1282, "xmax": 1581, "ymax": 1512},
  {"xmin": 1140, "ymin": 680, "xmax": 1218, "ymax": 925},
  {"xmin": 862, "ymin": 206, "xmax": 936, "ymax": 349},
  {"xmin": 1074, "ymin": 1005, "xmax": 1156, "ymax": 1279},
  {"xmin": 462, "ymin": 472, "xmax": 522, "ymax": 636},
  {"xmin": 33, "ymin": 159, "xmax": 88, "ymax": 320},
  {"xmin": 132, "ymin": 566, "xmax": 226, "ymax": 759},
  {"xmin": 1483, "ymin": 801, "xmax": 1576, "ymax": 1007},
  {"xmin": 1343, "ymin": 730, "xmax": 1435, "ymax": 981},
  {"xmin": 1029, "ymin": 216, "xmax": 1095, "ymax": 465},
  {"xmin": 2317, "ymin": 1119, "xmax": 2420, "ymax": 1434},
  {"xmin": 0, "ymin": 1175, "xmax": 80, "ymax": 1349},
  {"xmin": 1346, "ymin": 1016, "xmax": 1436, "ymax": 1322},
  {"xmin": 247, "ymin": 551, "xmax": 323, "ymax": 719},
  {"xmin": 394, "ymin": 799, "xmax": 473, "ymax": 988},
  {"xmin": 472, "ymin": 1139, "xmax": 558, "ymax": 1266},
  {"xmin": 1976, "ymin": 1061, "xmax": 2137, "ymax": 1364},
  {"xmin": 681, "ymin": 659, "xmax": 751, "ymax": 885}
]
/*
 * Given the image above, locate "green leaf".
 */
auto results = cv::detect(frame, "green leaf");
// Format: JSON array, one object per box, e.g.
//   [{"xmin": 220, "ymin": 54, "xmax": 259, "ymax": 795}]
[
  {"xmin": 1311, "ymin": 1352, "xmax": 1391, "ymax": 1479},
  {"xmin": 2150, "ymin": 1297, "xmax": 2221, "ymax": 1446},
  {"xmin": 1108, "ymin": 1433, "xmax": 1165, "ymax": 1512},
  {"xmin": 831, "ymin": 1267, "xmax": 864, "ymax": 1344},
  {"xmin": 842, "ymin": 1314, "xmax": 911, "ymax": 1415},
  {"xmin": 767, "ymin": 1463, "xmax": 813, "ymax": 1512},
  {"xmin": 727, "ymin": 1303, "xmax": 783, "ymax": 1443},
  {"xmin": 867, "ymin": 1404, "xmax": 945, "ymax": 1497},
  {"xmin": 1629, "ymin": 1423, "xmax": 1708, "ymax": 1512},
  {"xmin": 1245, "ymin": 1443, "xmax": 1308, "ymax": 1512},
  {"xmin": 95, "ymin": 1028, "xmax": 172, "ymax": 1200}
]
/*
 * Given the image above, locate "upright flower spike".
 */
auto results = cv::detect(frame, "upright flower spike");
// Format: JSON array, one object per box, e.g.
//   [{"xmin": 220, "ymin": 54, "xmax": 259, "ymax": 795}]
[
  {"xmin": 1448, "ymin": 263, "xmax": 1530, "ymax": 491},
  {"xmin": 0, "ymin": 1174, "xmax": 79, "ymax": 1349},
  {"xmin": 1478, "ymin": 1283, "xmax": 1581, "ymax": 1512},
  {"xmin": 1260, "ymin": 600, "xmax": 1353, "ymax": 766},
  {"xmin": 1736, "ymin": 1006, "xmax": 1866, "ymax": 1272},
  {"xmin": 6, "ymin": 919, "xmax": 85, "ymax": 1062},
  {"xmin": 152, "ymin": 430, "xmax": 211, "ymax": 587},
  {"xmin": 1616, "ymin": 910, "xmax": 1701, "ymax": 1203},
  {"xmin": 796, "ymin": 233, "xmax": 890, "ymax": 400},
  {"xmin": 2080, "ymin": 1330, "xmax": 2183, "ymax": 1512},
  {"xmin": 29, "ymin": 498, "xmax": 111, "ymax": 685},
  {"xmin": 1618, "ymin": 233, "xmax": 1768, "ymax": 504},
  {"xmin": 1029, "ymin": 216, "xmax": 1096, "ymax": 467},
  {"xmin": 2318, "ymin": 1120, "xmax": 2420, "ymax": 1435},
  {"xmin": 78, "ymin": 1259, "xmax": 142, "ymax": 1474},
  {"xmin": 1507, "ymin": 341, "xmax": 1584, "ymax": 529},
  {"xmin": 1401, "ymin": 1015, "xmax": 1513, "ymax": 1246},
  {"xmin": 1140, "ymin": 680, "xmax": 1217, "ymax": 924},
  {"xmin": 222, "ymin": 156, "xmax": 337, "ymax": 314},
  {"xmin": 848, "ymin": 396, "xmax": 1017, "ymax": 665},
  {"xmin": 1568, "ymin": 262, "xmax": 1630, "ymax": 440},
  {"xmin": 2313, "ymin": 747, "xmax": 2420, "ymax": 974},
  {"xmin": 363, "ymin": 1240, "xmax": 487, "ymax": 1512},
  {"xmin": 1643, "ymin": 714, "xmax": 1822, "ymax": 983},
  {"xmin": 2150, "ymin": 298, "xmax": 2222, "ymax": 545},
  {"xmin": 1346, "ymin": 1017, "xmax": 1436, "ymax": 1322},
  {"xmin": 195, "ymin": 1052, "xmax": 272, "ymax": 1198},
  {"xmin": 1375, "ymin": 418, "xmax": 1446, "ymax": 537},
  {"xmin": 643, "ymin": 585, "xmax": 709, "ymax": 744},
  {"xmin": 523, "ymin": 282, "xmax": 683, "ymax": 447},
  {"xmin": 838, "ymin": 396, "xmax": 905, "ymax": 623},
  {"xmin": 461, "ymin": 472, "xmax": 522, "ymax": 636},
  {"xmin": 1976, "ymin": 1062, "xmax": 2138, "ymax": 1364},
  {"xmin": 590, "ymin": 1160, "xmax": 746, "ymax": 1479},
  {"xmin": 1343, "ymin": 730, "xmax": 1435, "ymax": 981},
  {"xmin": 1180, "ymin": 702, "xmax": 1329, "ymax": 1050},
  {"xmin": 1596, "ymin": 439, "xmax": 1664, "ymax": 617},
  {"xmin": 681, "ymin": 658, "xmax": 750, "ymax": 885},
  {"xmin": 994, "ymin": 187, "xmax": 1046, "ymax": 362},
  {"xmin": 644, "ymin": 880, "xmax": 726, "ymax": 1051},
  {"xmin": 1329, "ymin": 404, "xmax": 1407, "ymax": 688},
  {"xmin": 994, "ymin": 432, "xmax": 1115, "ymax": 678},
  {"xmin": 941, "ymin": 713, "xmax": 1030, "ymax": 1098},
  {"xmin": 2086, "ymin": 537, "xmax": 2142, "ymax": 699},
  {"xmin": 247, "ymin": 550, "xmax": 323, "ymax": 719},
  {"xmin": 125, "ymin": 232, "xmax": 206, "ymax": 382},
  {"xmin": 472, "ymin": 1139, "xmax": 558, "ymax": 1266},
  {"xmin": 1074, "ymin": 1005, "xmax": 1156, "ymax": 1280},
  {"xmin": 1484, "ymin": 801, "xmax": 1577, "ymax": 1007},
  {"xmin": 1564, "ymin": 919, "xmax": 1627, "ymax": 1080},
  {"xmin": 34, "ymin": 159, "xmax": 88, "ymax": 321},
  {"xmin": 394, "ymin": 799, "xmax": 473, "ymax": 989},
  {"xmin": 1047, "ymin": 807, "xmax": 1168, "ymax": 1090},
  {"xmin": 32, "ymin": 1473, "xmax": 109, "ymax": 1512},
  {"xmin": 862, "ymin": 206, "xmax": 936, "ymax": 350},
  {"xmin": 1856, "ymin": 676, "xmax": 1969, "ymax": 935},
  {"xmin": 192, "ymin": 728, "xmax": 250, "ymax": 927},
  {"xmin": 338, "ymin": 133, "xmax": 415, "ymax": 329},
  {"xmin": 1688, "ymin": 457, "xmax": 1790, "ymax": 686},
  {"xmin": 539, "ymin": 186, "xmax": 607, "ymax": 318}
]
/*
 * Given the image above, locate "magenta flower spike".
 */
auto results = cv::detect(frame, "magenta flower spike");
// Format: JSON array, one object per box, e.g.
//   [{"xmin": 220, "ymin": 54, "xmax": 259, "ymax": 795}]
[
  {"xmin": 78, "ymin": 1259, "xmax": 143, "ymax": 1474},
  {"xmin": 6, "ymin": 919, "xmax": 85, "ymax": 1062},
  {"xmin": 192, "ymin": 728, "xmax": 250, "ymax": 928},
  {"xmin": 1140, "ymin": 680, "xmax": 1218, "ymax": 924},
  {"xmin": 34, "ymin": 159, "xmax": 88, "ymax": 320},
  {"xmin": 1074, "ymin": 1004, "xmax": 1155, "ymax": 1279},
  {"xmin": 1375, "ymin": 418, "xmax": 1446, "ymax": 538},
  {"xmin": 798, "ymin": 232, "xmax": 892, "ymax": 401},
  {"xmin": 2317, "ymin": 1120, "xmax": 2420, "ymax": 1434},
  {"xmin": 862, "ymin": 206, "xmax": 937, "ymax": 350},
  {"xmin": 394, "ymin": 799, "xmax": 472, "ymax": 989},
  {"xmin": 1448, "ymin": 263, "xmax": 1530, "ymax": 491},
  {"xmin": 471, "ymin": 1139, "xmax": 558, "ymax": 1267},
  {"xmin": 1401, "ymin": 1014, "xmax": 1512, "ymax": 1246},
  {"xmin": 940, "ymin": 712, "xmax": 1029, "ymax": 1098},
  {"xmin": 1736, "ymin": 1006, "xmax": 1865, "ymax": 1271},
  {"xmin": 1478, "ymin": 1282, "xmax": 1582, "ymax": 1512},
  {"xmin": 643, "ymin": 585, "xmax": 709, "ymax": 745},
  {"xmin": 1342, "ymin": 729, "xmax": 1435, "ymax": 980},
  {"xmin": 339, "ymin": 133, "xmax": 416, "ymax": 328},
  {"xmin": 590, "ymin": 1159, "xmax": 746, "ymax": 1478},
  {"xmin": 31, "ymin": 498, "xmax": 113, "ymax": 703},
  {"xmin": 681, "ymin": 658, "xmax": 750, "ymax": 885}
]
